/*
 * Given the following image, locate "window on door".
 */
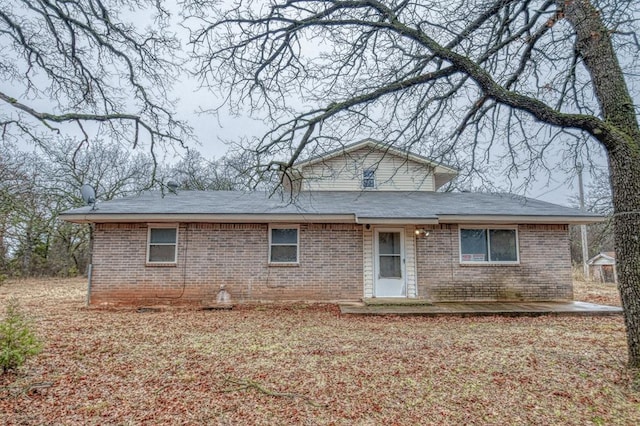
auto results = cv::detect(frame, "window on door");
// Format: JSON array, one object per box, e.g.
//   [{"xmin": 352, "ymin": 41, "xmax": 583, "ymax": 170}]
[{"xmin": 378, "ymin": 232, "xmax": 402, "ymax": 277}]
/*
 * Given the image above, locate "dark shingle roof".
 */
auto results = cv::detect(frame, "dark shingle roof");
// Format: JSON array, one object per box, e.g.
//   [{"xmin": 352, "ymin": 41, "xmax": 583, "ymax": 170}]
[{"xmin": 60, "ymin": 190, "xmax": 602, "ymax": 224}]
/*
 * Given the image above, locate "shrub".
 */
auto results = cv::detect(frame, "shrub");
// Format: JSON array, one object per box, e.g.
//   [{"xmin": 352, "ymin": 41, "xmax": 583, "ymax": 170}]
[{"xmin": 0, "ymin": 298, "xmax": 42, "ymax": 374}]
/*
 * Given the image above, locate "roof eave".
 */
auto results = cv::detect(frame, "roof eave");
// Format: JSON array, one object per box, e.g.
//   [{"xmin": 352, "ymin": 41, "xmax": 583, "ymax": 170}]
[
  {"xmin": 356, "ymin": 217, "xmax": 439, "ymax": 225},
  {"xmin": 438, "ymin": 215, "xmax": 605, "ymax": 225},
  {"xmin": 59, "ymin": 213, "xmax": 358, "ymax": 224},
  {"xmin": 60, "ymin": 212, "xmax": 604, "ymax": 226}
]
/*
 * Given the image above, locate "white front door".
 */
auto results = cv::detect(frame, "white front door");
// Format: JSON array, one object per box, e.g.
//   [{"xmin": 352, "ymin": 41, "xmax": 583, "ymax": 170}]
[{"xmin": 374, "ymin": 229, "xmax": 406, "ymax": 297}]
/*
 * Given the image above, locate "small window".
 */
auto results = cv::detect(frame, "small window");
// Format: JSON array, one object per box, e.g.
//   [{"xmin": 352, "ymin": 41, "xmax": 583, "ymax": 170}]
[
  {"xmin": 147, "ymin": 226, "xmax": 178, "ymax": 263},
  {"xmin": 269, "ymin": 225, "xmax": 299, "ymax": 264},
  {"xmin": 460, "ymin": 227, "xmax": 518, "ymax": 264},
  {"xmin": 362, "ymin": 168, "xmax": 376, "ymax": 188}
]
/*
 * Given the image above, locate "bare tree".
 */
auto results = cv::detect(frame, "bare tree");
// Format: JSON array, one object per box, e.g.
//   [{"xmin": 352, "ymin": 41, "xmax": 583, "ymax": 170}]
[
  {"xmin": 186, "ymin": 1, "xmax": 640, "ymax": 367},
  {"xmin": 0, "ymin": 150, "xmax": 58, "ymax": 276},
  {"xmin": 0, "ymin": 139, "xmax": 155, "ymax": 276},
  {"xmin": 38, "ymin": 138, "xmax": 155, "ymax": 203},
  {"xmin": 41, "ymin": 139, "xmax": 155, "ymax": 275},
  {"xmin": 0, "ymin": 0, "xmax": 189, "ymax": 168},
  {"xmin": 165, "ymin": 149, "xmax": 239, "ymax": 191},
  {"xmin": 570, "ymin": 167, "xmax": 614, "ymax": 264},
  {"xmin": 0, "ymin": 144, "xmax": 30, "ymax": 274}
]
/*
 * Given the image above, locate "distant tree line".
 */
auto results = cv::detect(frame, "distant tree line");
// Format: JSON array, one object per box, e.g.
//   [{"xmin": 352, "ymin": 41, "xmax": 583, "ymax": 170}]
[
  {"xmin": 0, "ymin": 140, "xmax": 251, "ymax": 279},
  {"xmin": 0, "ymin": 137, "xmax": 613, "ymax": 279}
]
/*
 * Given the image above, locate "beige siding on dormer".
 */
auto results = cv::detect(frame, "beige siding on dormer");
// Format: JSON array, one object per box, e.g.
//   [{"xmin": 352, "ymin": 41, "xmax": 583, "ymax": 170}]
[{"xmin": 299, "ymin": 147, "xmax": 436, "ymax": 191}]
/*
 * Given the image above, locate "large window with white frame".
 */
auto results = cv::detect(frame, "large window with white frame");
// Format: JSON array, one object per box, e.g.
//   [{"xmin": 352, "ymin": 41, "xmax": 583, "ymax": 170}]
[
  {"xmin": 459, "ymin": 227, "xmax": 519, "ymax": 264},
  {"xmin": 269, "ymin": 225, "xmax": 299, "ymax": 264},
  {"xmin": 147, "ymin": 226, "xmax": 178, "ymax": 263}
]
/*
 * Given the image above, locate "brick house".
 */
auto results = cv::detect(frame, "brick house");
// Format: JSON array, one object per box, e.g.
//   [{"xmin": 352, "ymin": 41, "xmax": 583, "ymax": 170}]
[{"xmin": 60, "ymin": 140, "xmax": 602, "ymax": 306}]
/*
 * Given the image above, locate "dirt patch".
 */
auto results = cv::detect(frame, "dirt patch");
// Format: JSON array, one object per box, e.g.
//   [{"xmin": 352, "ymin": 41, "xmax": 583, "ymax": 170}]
[{"xmin": 0, "ymin": 277, "xmax": 637, "ymax": 425}]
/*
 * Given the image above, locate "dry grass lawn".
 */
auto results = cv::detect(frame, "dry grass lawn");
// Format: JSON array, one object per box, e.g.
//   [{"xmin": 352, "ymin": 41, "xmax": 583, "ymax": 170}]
[{"xmin": 1, "ymin": 277, "xmax": 638, "ymax": 425}]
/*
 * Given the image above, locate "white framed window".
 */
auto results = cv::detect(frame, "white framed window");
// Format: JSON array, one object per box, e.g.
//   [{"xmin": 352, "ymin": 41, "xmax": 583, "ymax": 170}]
[
  {"xmin": 362, "ymin": 168, "xmax": 376, "ymax": 188},
  {"xmin": 269, "ymin": 225, "xmax": 299, "ymax": 264},
  {"xmin": 459, "ymin": 226, "xmax": 519, "ymax": 264},
  {"xmin": 147, "ymin": 225, "xmax": 178, "ymax": 264}
]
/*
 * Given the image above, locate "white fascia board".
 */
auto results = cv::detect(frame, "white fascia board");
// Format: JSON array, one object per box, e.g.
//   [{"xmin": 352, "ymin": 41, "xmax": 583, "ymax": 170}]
[
  {"xmin": 438, "ymin": 215, "xmax": 605, "ymax": 225},
  {"xmin": 59, "ymin": 213, "xmax": 357, "ymax": 224},
  {"xmin": 356, "ymin": 217, "xmax": 439, "ymax": 225},
  {"xmin": 587, "ymin": 253, "xmax": 615, "ymax": 265},
  {"xmin": 61, "ymin": 212, "xmax": 603, "ymax": 226}
]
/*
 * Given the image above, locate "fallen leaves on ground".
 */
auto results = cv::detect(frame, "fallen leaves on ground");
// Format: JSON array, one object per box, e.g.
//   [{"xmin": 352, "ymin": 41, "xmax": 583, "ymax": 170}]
[{"xmin": 0, "ymin": 277, "xmax": 636, "ymax": 425}]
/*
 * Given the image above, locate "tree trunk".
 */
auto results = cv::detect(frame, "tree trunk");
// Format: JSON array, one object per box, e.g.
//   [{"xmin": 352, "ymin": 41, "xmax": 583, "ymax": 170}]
[
  {"xmin": 0, "ymin": 220, "xmax": 6, "ymax": 272},
  {"xmin": 562, "ymin": 0, "xmax": 640, "ymax": 368},
  {"xmin": 22, "ymin": 228, "xmax": 32, "ymax": 276},
  {"xmin": 609, "ymin": 146, "xmax": 640, "ymax": 369}
]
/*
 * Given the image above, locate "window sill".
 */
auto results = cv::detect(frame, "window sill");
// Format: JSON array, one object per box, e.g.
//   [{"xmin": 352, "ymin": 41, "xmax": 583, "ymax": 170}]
[
  {"xmin": 268, "ymin": 262, "xmax": 300, "ymax": 267},
  {"xmin": 460, "ymin": 262, "xmax": 520, "ymax": 267},
  {"xmin": 145, "ymin": 262, "xmax": 178, "ymax": 267}
]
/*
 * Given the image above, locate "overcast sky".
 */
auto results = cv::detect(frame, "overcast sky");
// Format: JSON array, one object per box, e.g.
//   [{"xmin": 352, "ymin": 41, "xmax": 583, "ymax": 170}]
[{"xmin": 2, "ymin": 0, "xmax": 611, "ymax": 208}]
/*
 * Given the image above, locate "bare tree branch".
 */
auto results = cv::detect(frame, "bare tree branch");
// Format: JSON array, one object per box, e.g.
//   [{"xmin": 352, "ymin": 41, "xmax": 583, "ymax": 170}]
[{"xmin": 0, "ymin": 0, "xmax": 189, "ymax": 158}]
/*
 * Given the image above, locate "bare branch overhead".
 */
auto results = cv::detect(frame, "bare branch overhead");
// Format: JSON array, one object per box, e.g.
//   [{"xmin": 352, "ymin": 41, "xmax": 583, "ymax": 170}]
[
  {"xmin": 0, "ymin": 0, "xmax": 189, "ymax": 153},
  {"xmin": 186, "ymin": 0, "xmax": 638, "ymax": 183}
]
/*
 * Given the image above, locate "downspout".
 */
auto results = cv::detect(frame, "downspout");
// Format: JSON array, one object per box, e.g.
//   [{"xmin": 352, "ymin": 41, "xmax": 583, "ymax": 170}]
[
  {"xmin": 86, "ymin": 223, "xmax": 94, "ymax": 307},
  {"xmin": 86, "ymin": 263, "xmax": 92, "ymax": 307},
  {"xmin": 413, "ymin": 226, "xmax": 418, "ymax": 299}
]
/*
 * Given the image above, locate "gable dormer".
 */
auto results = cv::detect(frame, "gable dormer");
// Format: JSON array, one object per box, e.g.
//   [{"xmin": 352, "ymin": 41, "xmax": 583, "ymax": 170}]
[{"xmin": 291, "ymin": 139, "xmax": 458, "ymax": 192}]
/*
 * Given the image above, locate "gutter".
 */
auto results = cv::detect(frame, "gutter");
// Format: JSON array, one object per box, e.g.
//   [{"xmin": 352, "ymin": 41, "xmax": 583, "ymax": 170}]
[
  {"xmin": 356, "ymin": 217, "xmax": 439, "ymax": 225},
  {"xmin": 437, "ymin": 215, "xmax": 605, "ymax": 225},
  {"xmin": 60, "ymin": 213, "xmax": 604, "ymax": 226},
  {"xmin": 59, "ymin": 213, "xmax": 358, "ymax": 224}
]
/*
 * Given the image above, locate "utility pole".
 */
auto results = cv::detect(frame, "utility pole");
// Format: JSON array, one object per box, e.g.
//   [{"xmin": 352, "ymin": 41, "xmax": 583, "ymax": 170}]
[{"xmin": 577, "ymin": 163, "xmax": 589, "ymax": 280}]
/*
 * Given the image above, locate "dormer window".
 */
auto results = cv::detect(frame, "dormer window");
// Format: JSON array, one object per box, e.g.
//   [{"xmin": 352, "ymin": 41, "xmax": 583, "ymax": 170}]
[{"xmin": 362, "ymin": 168, "xmax": 376, "ymax": 188}]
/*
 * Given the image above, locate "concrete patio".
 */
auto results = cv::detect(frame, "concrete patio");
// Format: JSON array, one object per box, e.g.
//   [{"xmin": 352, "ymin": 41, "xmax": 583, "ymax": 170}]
[{"xmin": 339, "ymin": 300, "xmax": 623, "ymax": 317}]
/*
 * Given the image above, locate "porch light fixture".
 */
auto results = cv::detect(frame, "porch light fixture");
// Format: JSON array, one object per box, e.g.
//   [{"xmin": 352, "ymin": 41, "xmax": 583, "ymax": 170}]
[{"xmin": 415, "ymin": 228, "xmax": 430, "ymax": 237}]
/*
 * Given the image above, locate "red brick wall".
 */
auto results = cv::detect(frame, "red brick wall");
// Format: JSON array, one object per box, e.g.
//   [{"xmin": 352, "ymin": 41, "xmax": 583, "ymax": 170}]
[
  {"xmin": 90, "ymin": 223, "xmax": 363, "ymax": 306},
  {"xmin": 91, "ymin": 222, "xmax": 572, "ymax": 305},
  {"xmin": 415, "ymin": 224, "xmax": 573, "ymax": 301}
]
